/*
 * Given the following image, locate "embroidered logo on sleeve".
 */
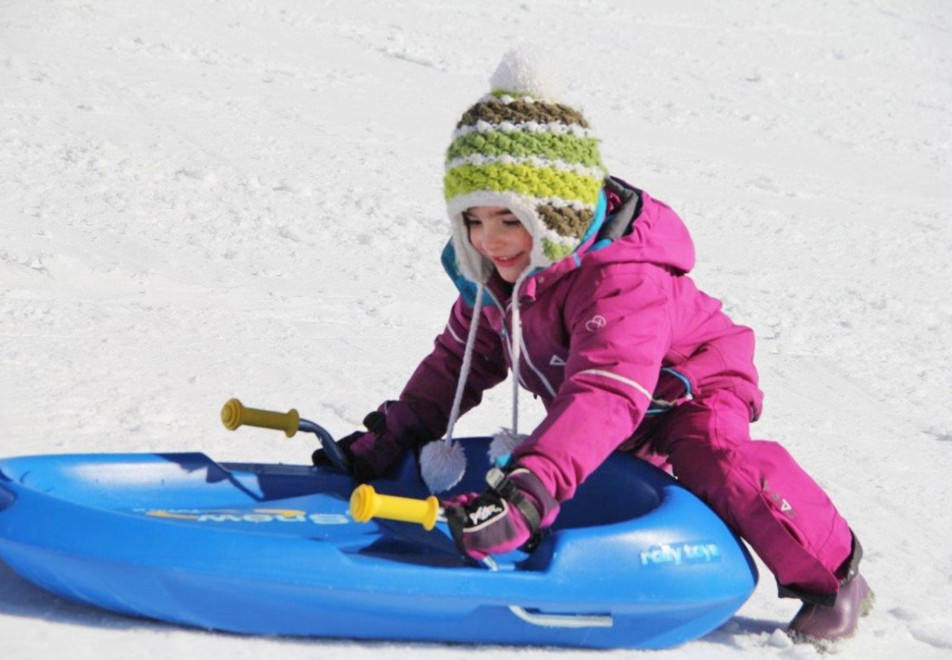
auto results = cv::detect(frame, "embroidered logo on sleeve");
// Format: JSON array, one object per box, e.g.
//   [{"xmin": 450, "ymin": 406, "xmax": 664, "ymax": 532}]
[{"xmin": 584, "ymin": 314, "xmax": 607, "ymax": 332}]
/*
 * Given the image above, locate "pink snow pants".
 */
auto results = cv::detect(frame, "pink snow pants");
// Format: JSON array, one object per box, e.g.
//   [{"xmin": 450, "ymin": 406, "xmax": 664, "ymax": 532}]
[{"xmin": 636, "ymin": 390, "xmax": 853, "ymax": 598}]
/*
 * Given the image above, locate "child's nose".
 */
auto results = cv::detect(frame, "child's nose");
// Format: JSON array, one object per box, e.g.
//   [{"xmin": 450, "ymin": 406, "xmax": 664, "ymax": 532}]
[{"xmin": 482, "ymin": 224, "xmax": 504, "ymax": 244}]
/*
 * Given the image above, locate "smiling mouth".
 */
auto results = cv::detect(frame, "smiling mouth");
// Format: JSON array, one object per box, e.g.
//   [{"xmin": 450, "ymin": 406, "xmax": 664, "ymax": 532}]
[{"xmin": 491, "ymin": 253, "xmax": 525, "ymax": 266}]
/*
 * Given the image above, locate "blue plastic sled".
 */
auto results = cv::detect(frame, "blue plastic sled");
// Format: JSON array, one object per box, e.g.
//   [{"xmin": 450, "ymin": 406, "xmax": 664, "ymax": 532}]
[{"xmin": 0, "ymin": 438, "xmax": 757, "ymax": 649}]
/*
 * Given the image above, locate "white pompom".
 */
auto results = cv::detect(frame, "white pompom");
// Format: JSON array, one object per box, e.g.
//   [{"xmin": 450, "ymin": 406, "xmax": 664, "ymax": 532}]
[
  {"xmin": 488, "ymin": 428, "xmax": 528, "ymax": 464},
  {"xmin": 420, "ymin": 440, "xmax": 467, "ymax": 493},
  {"xmin": 489, "ymin": 45, "xmax": 562, "ymax": 100}
]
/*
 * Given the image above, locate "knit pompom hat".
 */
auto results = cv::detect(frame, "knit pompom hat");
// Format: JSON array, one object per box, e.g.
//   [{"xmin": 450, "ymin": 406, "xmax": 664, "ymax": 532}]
[
  {"xmin": 443, "ymin": 46, "xmax": 608, "ymax": 283},
  {"xmin": 421, "ymin": 48, "xmax": 608, "ymax": 493}
]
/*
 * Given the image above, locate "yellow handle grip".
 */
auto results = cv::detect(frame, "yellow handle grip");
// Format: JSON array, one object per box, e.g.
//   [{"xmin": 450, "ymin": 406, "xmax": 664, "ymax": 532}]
[
  {"xmin": 349, "ymin": 484, "xmax": 441, "ymax": 531},
  {"xmin": 220, "ymin": 398, "xmax": 300, "ymax": 438}
]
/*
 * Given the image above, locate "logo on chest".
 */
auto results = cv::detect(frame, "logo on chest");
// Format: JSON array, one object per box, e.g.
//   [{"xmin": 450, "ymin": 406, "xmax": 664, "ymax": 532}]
[{"xmin": 584, "ymin": 314, "xmax": 607, "ymax": 332}]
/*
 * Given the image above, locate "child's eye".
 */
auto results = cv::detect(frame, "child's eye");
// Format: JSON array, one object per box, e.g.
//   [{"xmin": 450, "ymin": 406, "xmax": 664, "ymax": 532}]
[
  {"xmin": 463, "ymin": 216, "xmax": 481, "ymax": 227},
  {"xmin": 503, "ymin": 219, "xmax": 521, "ymax": 227}
]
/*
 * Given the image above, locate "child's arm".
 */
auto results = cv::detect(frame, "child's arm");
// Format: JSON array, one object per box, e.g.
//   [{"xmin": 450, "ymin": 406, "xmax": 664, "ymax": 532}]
[
  {"xmin": 330, "ymin": 296, "xmax": 509, "ymax": 480},
  {"xmin": 397, "ymin": 295, "xmax": 509, "ymax": 437},
  {"xmin": 513, "ymin": 267, "xmax": 673, "ymax": 502}
]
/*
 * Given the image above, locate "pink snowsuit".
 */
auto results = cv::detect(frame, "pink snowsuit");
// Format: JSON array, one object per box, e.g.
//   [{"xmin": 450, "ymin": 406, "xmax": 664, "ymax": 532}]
[{"xmin": 396, "ymin": 183, "xmax": 853, "ymax": 600}]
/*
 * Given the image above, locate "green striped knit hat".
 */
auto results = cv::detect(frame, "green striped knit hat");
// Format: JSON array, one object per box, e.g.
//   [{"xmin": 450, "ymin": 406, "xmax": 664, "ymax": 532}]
[{"xmin": 444, "ymin": 47, "xmax": 608, "ymax": 283}]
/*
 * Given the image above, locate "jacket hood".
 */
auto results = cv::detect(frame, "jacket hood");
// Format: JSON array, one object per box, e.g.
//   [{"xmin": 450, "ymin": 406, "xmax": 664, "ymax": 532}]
[{"xmin": 582, "ymin": 179, "xmax": 696, "ymax": 274}]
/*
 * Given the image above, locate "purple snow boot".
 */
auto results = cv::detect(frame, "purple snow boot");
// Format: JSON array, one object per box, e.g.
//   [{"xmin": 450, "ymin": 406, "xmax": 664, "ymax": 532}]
[{"xmin": 787, "ymin": 535, "xmax": 875, "ymax": 644}]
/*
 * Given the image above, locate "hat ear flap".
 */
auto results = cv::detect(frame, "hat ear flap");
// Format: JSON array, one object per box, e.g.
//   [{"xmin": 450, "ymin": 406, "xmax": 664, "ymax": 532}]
[{"xmin": 448, "ymin": 191, "xmax": 553, "ymax": 282}]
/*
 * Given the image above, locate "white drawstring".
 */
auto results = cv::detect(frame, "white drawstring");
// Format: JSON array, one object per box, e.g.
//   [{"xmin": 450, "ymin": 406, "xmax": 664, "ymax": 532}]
[
  {"xmin": 507, "ymin": 268, "xmax": 532, "ymax": 436},
  {"xmin": 444, "ymin": 281, "xmax": 485, "ymax": 443},
  {"xmin": 420, "ymin": 281, "xmax": 486, "ymax": 493},
  {"xmin": 421, "ymin": 268, "xmax": 532, "ymax": 492},
  {"xmin": 487, "ymin": 269, "xmax": 532, "ymax": 465}
]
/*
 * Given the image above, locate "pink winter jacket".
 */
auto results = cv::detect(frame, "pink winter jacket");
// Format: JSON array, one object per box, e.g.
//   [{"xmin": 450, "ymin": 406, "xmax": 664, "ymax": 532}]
[{"xmin": 397, "ymin": 183, "xmax": 764, "ymax": 502}]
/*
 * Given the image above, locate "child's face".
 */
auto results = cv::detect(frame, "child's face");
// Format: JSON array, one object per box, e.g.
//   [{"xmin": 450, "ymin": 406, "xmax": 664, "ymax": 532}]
[{"xmin": 463, "ymin": 206, "xmax": 533, "ymax": 283}]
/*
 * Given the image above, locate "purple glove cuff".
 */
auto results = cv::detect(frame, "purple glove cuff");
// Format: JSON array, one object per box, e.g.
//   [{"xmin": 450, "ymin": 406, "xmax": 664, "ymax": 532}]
[
  {"xmin": 507, "ymin": 467, "xmax": 560, "ymax": 529},
  {"xmin": 378, "ymin": 400, "xmax": 434, "ymax": 449},
  {"xmin": 443, "ymin": 465, "xmax": 560, "ymax": 561},
  {"xmin": 347, "ymin": 430, "xmax": 404, "ymax": 479},
  {"xmin": 345, "ymin": 401, "xmax": 436, "ymax": 481}
]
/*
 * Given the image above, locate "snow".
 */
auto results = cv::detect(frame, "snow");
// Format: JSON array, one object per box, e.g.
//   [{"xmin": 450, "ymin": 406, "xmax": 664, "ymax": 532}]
[{"xmin": 1, "ymin": 0, "xmax": 950, "ymax": 657}]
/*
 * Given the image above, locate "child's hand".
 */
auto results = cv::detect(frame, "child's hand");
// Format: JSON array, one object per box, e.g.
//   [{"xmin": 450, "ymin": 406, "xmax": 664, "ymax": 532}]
[
  {"xmin": 311, "ymin": 411, "xmax": 404, "ymax": 482},
  {"xmin": 443, "ymin": 466, "xmax": 559, "ymax": 561}
]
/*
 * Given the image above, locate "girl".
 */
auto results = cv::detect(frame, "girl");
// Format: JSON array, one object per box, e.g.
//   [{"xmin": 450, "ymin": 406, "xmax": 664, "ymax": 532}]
[{"xmin": 321, "ymin": 49, "xmax": 872, "ymax": 644}]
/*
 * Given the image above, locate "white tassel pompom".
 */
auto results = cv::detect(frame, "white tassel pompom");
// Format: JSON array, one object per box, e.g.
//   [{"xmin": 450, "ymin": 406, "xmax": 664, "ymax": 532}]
[
  {"xmin": 420, "ymin": 439, "xmax": 467, "ymax": 493},
  {"xmin": 489, "ymin": 44, "xmax": 562, "ymax": 101},
  {"xmin": 488, "ymin": 428, "xmax": 529, "ymax": 465}
]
